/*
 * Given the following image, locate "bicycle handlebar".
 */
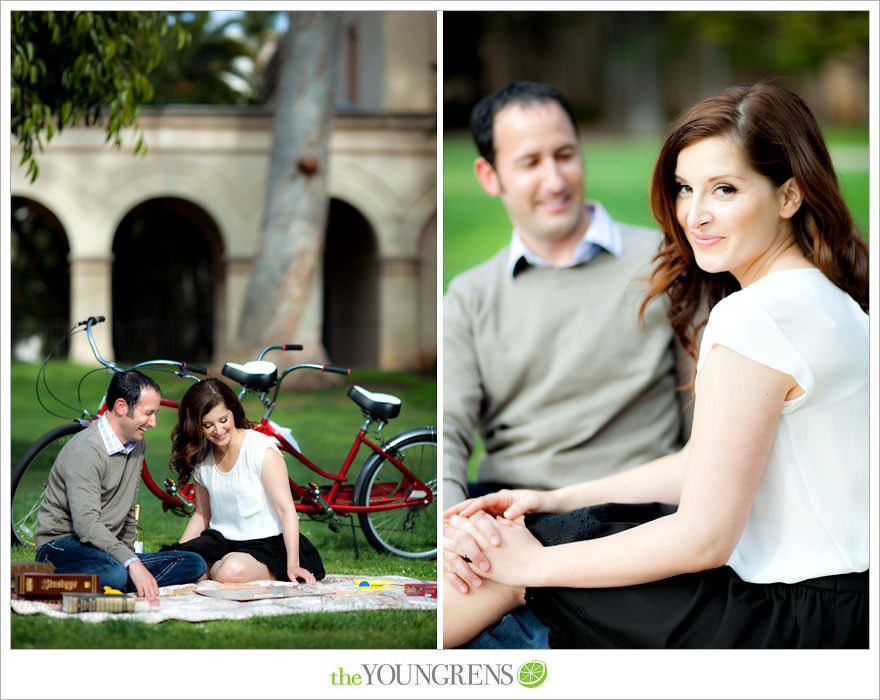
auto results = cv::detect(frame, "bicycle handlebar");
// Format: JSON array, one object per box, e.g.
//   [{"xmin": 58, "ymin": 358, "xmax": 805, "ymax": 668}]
[
  {"xmin": 278, "ymin": 362, "xmax": 351, "ymax": 380},
  {"xmin": 76, "ymin": 316, "xmax": 209, "ymax": 378},
  {"xmin": 34, "ymin": 316, "xmax": 210, "ymax": 421},
  {"xmin": 257, "ymin": 343, "xmax": 304, "ymax": 361}
]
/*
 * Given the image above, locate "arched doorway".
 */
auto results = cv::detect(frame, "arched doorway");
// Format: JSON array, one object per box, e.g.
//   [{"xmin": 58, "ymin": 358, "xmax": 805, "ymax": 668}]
[
  {"xmin": 10, "ymin": 196, "xmax": 70, "ymax": 360},
  {"xmin": 322, "ymin": 199, "xmax": 379, "ymax": 367},
  {"xmin": 112, "ymin": 197, "xmax": 222, "ymax": 363}
]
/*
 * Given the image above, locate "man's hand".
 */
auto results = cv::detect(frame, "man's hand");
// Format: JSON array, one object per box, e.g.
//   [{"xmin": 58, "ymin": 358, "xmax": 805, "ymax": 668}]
[
  {"xmin": 445, "ymin": 489, "xmax": 550, "ymax": 522},
  {"xmin": 442, "ymin": 489, "xmax": 553, "ymax": 594},
  {"xmin": 127, "ymin": 559, "xmax": 159, "ymax": 598}
]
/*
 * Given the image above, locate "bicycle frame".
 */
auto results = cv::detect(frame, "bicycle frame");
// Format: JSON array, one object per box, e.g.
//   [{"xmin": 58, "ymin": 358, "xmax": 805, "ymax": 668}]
[{"xmin": 253, "ymin": 418, "xmax": 433, "ymax": 515}]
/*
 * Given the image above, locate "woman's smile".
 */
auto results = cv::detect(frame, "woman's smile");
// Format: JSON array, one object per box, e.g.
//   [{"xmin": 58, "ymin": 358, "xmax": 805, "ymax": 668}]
[{"xmin": 690, "ymin": 233, "xmax": 724, "ymax": 249}]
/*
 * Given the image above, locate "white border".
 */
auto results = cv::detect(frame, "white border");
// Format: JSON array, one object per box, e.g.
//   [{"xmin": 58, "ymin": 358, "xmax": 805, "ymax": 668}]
[{"xmin": 2, "ymin": 3, "xmax": 878, "ymax": 700}]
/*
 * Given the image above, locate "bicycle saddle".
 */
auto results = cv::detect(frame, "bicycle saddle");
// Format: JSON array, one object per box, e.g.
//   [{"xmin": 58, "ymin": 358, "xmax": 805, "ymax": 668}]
[
  {"xmin": 347, "ymin": 385, "xmax": 401, "ymax": 420},
  {"xmin": 222, "ymin": 361, "xmax": 278, "ymax": 391}
]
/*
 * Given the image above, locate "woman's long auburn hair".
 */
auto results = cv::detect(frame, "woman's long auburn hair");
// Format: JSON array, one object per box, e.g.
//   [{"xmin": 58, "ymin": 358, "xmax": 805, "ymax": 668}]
[
  {"xmin": 170, "ymin": 378, "xmax": 254, "ymax": 483},
  {"xmin": 640, "ymin": 83, "xmax": 869, "ymax": 375}
]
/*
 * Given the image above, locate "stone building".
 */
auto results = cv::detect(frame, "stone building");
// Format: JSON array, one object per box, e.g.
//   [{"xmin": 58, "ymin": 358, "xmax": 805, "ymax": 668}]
[{"xmin": 11, "ymin": 11, "xmax": 437, "ymax": 372}]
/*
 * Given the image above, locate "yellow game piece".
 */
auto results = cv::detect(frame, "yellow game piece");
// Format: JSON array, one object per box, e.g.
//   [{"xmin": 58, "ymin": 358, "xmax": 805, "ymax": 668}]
[{"xmin": 354, "ymin": 578, "xmax": 397, "ymax": 589}]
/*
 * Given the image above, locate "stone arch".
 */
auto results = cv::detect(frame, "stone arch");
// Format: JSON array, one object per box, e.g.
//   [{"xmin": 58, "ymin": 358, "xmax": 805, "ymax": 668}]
[
  {"xmin": 322, "ymin": 198, "xmax": 379, "ymax": 367},
  {"xmin": 328, "ymin": 157, "xmax": 398, "ymax": 257},
  {"xmin": 111, "ymin": 197, "xmax": 224, "ymax": 363},
  {"xmin": 10, "ymin": 196, "xmax": 71, "ymax": 360}
]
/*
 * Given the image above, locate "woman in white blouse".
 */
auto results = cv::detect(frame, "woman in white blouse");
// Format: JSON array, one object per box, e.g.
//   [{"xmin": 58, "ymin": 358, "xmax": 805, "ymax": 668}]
[
  {"xmin": 169, "ymin": 378, "xmax": 324, "ymax": 584},
  {"xmin": 443, "ymin": 83, "xmax": 868, "ymax": 649}
]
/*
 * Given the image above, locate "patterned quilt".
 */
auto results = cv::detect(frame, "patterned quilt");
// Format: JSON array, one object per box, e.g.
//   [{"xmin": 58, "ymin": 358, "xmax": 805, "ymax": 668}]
[{"xmin": 10, "ymin": 574, "xmax": 436, "ymax": 624}]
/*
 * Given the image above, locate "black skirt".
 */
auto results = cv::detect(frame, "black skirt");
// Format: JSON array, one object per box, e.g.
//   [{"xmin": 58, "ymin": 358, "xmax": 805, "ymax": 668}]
[
  {"xmin": 163, "ymin": 528, "xmax": 325, "ymax": 582},
  {"xmin": 523, "ymin": 503, "xmax": 868, "ymax": 649}
]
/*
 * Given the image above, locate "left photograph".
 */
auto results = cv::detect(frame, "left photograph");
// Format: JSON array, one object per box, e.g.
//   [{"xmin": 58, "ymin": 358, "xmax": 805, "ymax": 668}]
[{"xmin": 10, "ymin": 9, "xmax": 438, "ymax": 649}]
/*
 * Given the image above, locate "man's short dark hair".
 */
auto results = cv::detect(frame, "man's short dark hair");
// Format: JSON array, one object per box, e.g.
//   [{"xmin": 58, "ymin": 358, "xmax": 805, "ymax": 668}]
[
  {"xmin": 106, "ymin": 370, "xmax": 161, "ymax": 412},
  {"xmin": 469, "ymin": 81, "xmax": 578, "ymax": 167}
]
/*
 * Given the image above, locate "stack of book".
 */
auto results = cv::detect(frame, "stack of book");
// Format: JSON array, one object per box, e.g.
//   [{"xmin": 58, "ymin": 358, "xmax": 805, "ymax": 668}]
[
  {"xmin": 10, "ymin": 560, "xmax": 55, "ymax": 590},
  {"xmin": 11, "ymin": 561, "xmax": 158, "ymax": 613}
]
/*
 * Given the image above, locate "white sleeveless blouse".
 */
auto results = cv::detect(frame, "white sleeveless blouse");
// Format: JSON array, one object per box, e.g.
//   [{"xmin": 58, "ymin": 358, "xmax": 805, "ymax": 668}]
[
  {"xmin": 194, "ymin": 430, "xmax": 284, "ymax": 541},
  {"xmin": 697, "ymin": 269, "xmax": 868, "ymax": 583}
]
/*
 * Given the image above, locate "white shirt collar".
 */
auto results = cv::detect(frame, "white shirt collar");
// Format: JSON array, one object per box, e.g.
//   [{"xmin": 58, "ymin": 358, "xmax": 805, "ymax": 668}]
[
  {"xmin": 507, "ymin": 200, "xmax": 622, "ymax": 278},
  {"xmin": 98, "ymin": 413, "xmax": 137, "ymax": 456}
]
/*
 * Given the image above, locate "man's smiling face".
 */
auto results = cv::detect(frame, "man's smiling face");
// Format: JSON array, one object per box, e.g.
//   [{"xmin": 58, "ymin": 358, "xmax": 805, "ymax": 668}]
[{"xmin": 488, "ymin": 100, "xmax": 588, "ymax": 256}]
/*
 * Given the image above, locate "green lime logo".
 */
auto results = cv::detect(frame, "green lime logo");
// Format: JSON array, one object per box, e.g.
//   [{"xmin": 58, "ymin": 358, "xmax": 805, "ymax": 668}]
[{"xmin": 517, "ymin": 660, "xmax": 547, "ymax": 688}]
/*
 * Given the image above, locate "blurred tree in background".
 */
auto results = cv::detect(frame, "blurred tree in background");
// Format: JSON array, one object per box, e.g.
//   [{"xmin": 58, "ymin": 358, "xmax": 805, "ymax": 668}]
[
  {"xmin": 11, "ymin": 10, "xmax": 190, "ymax": 181},
  {"xmin": 234, "ymin": 11, "xmax": 342, "ymax": 364},
  {"xmin": 444, "ymin": 11, "xmax": 869, "ymax": 131},
  {"xmin": 148, "ymin": 11, "xmax": 280, "ymax": 105},
  {"xmin": 667, "ymin": 11, "xmax": 868, "ymax": 75}
]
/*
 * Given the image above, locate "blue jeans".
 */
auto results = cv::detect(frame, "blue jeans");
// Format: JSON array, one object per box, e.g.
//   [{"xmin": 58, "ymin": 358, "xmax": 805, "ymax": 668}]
[
  {"xmin": 464, "ymin": 606, "xmax": 551, "ymax": 649},
  {"xmin": 36, "ymin": 535, "xmax": 206, "ymax": 593}
]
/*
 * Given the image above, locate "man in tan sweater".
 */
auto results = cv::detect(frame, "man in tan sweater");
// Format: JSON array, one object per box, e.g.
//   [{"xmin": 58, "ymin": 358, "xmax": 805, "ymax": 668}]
[
  {"xmin": 35, "ymin": 370, "xmax": 206, "ymax": 596},
  {"xmin": 444, "ymin": 82, "xmax": 690, "ymax": 596}
]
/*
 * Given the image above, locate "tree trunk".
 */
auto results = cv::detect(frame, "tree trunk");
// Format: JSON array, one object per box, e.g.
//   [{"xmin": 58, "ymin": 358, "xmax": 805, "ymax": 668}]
[{"xmin": 235, "ymin": 11, "xmax": 341, "ymax": 372}]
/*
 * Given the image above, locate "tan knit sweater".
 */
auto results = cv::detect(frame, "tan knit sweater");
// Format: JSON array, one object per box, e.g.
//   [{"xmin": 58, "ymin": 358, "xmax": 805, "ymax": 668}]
[
  {"xmin": 35, "ymin": 421, "xmax": 143, "ymax": 564},
  {"xmin": 443, "ymin": 221, "xmax": 690, "ymax": 506}
]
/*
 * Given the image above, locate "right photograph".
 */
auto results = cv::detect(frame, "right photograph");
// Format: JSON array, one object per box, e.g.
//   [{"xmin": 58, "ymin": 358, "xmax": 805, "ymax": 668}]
[{"xmin": 441, "ymin": 10, "xmax": 869, "ymax": 650}]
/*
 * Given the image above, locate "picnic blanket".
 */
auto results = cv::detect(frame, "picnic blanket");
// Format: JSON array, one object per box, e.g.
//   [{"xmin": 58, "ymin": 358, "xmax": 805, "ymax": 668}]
[{"xmin": 10, "ymin": 574, "xmax": 436, "ymax": 624}]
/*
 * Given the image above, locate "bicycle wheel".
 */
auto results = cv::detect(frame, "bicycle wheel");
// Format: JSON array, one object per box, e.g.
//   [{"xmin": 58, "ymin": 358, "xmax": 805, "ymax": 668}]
[
  {"xmin": 354, "ymin": 427, "xmax": 437, "ymax": 559},
  {"xmin": 11, "ymin": 422, "xmax": 86, "ymax": 546}
]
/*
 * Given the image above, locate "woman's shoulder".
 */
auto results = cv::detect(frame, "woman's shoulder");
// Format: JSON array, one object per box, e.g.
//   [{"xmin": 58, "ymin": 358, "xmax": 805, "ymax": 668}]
[
  {"xmin": 239, "ymin": 429, "xmax": 281, "ymax": 475},
  {"xmin": 243, "ymin": 429, "xmax": 281, "ymax": 459},
  {"xmin": 722, "ymin": 268, "xmax": 861, "ymax": 324},
  {"xmin": 715, "ymin": 269, "xmax": 818, "ymax": 314}
]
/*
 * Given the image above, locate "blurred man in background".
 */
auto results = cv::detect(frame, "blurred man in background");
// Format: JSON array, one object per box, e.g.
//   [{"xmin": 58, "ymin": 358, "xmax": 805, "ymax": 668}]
[{"xmin": 443, "ymin": 81, "xmax": 690, "ymax": 596}]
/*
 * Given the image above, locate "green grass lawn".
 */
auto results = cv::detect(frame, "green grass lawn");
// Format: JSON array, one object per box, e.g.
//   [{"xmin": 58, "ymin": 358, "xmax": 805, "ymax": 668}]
[{"xmin": 10, "ymin": 360, "xmax": 437, "ymax": 648}]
